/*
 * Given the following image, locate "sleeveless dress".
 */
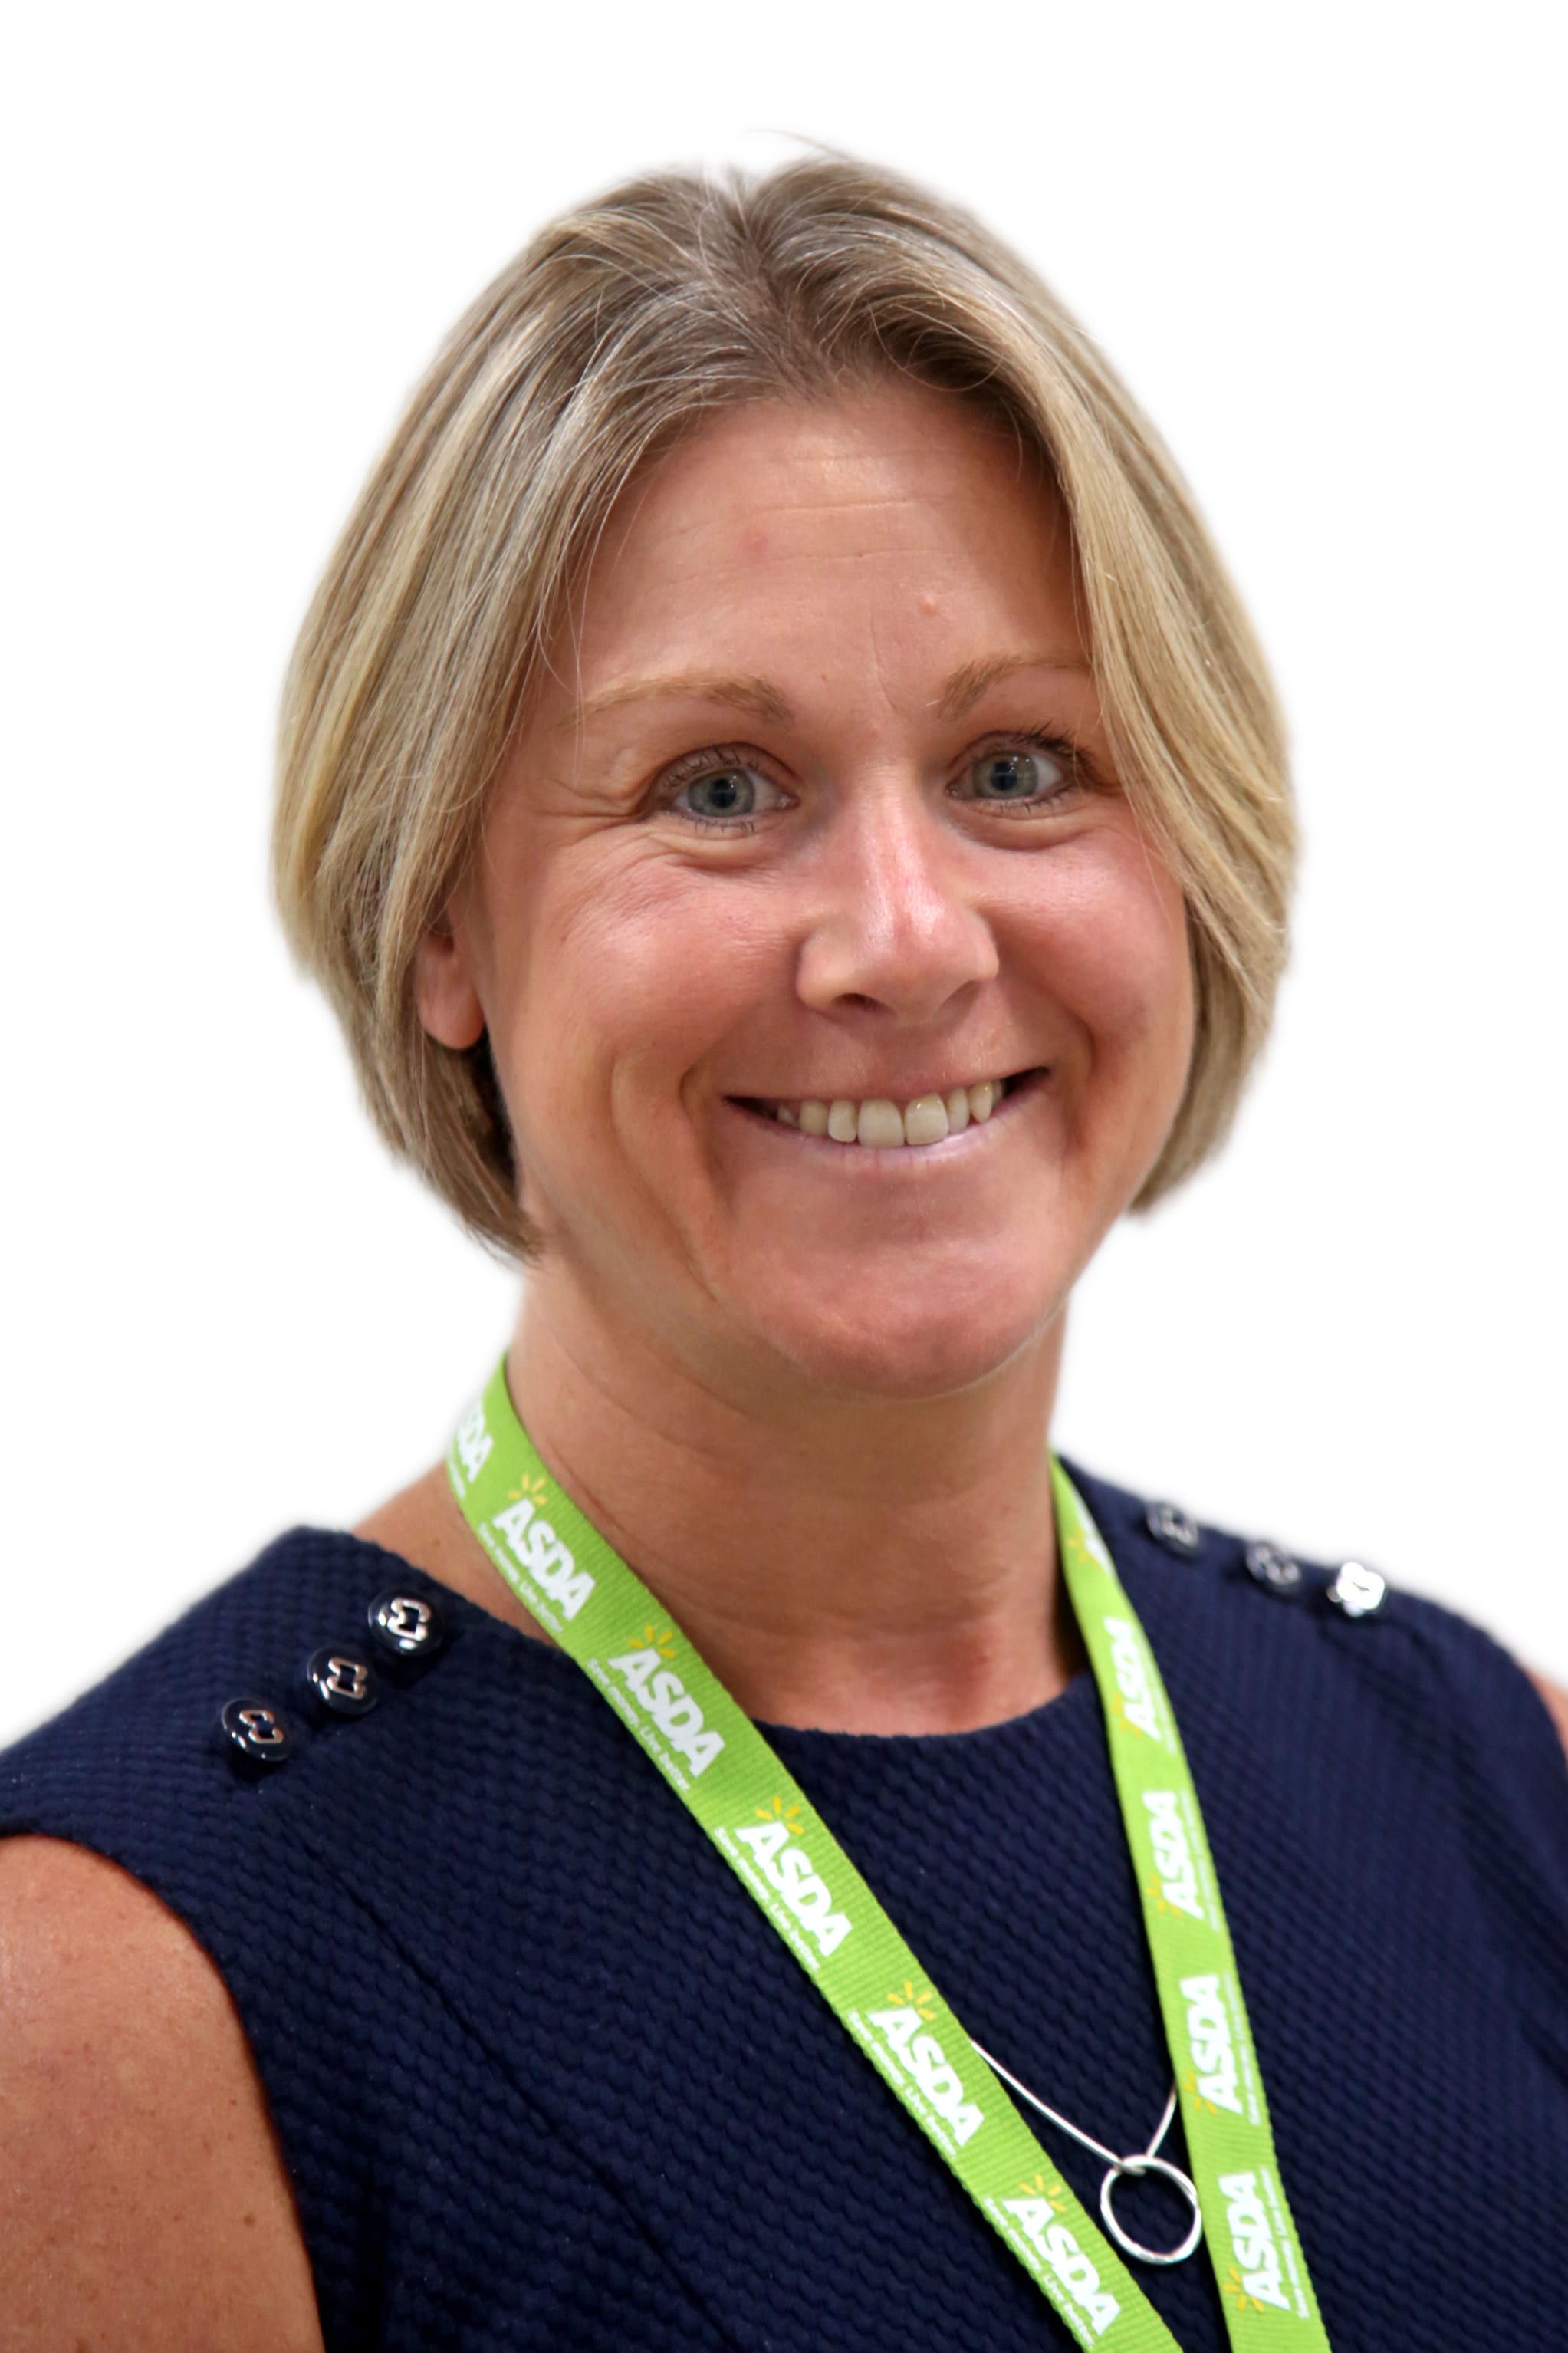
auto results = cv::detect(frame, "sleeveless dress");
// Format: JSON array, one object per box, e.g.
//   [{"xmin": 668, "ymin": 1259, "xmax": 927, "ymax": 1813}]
[{"xmin": 3, "ymin": 1466, "xmax": 1566, "ymax": 2351}]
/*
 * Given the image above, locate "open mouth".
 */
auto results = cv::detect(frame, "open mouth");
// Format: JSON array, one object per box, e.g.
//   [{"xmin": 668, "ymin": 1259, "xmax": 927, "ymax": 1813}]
[{"xmin": 730, "ymin": 1069, "xmax": 1042, "ymax": 1150}]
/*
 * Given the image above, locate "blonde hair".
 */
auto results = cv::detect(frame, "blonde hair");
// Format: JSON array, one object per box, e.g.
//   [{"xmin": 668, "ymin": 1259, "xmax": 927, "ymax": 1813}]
[{"xmin": 274, "ymin": 156, "xmax": 1293, "ymax": 1257}]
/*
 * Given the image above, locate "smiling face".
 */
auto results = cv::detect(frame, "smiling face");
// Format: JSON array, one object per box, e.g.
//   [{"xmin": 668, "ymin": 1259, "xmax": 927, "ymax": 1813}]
[{"xmin": 417, "ymin": 377, "xmax": 1195, "ymax": 1404}]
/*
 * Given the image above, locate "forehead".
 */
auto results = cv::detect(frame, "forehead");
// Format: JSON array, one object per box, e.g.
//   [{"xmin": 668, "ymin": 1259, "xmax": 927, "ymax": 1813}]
[{"xmin": 557, "ymin": 380, "xmax": 1083, "ymax": 693}]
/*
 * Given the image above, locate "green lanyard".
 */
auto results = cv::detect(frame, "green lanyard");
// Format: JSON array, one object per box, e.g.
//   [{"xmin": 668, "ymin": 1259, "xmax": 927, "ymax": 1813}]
[{"xmin": 447, "ymin": 1358, "xmax": 1330, "ymax": 2351}]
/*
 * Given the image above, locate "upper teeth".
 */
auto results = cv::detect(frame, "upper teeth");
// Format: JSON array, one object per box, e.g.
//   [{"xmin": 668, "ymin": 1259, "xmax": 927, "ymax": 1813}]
[{"xmin": 772, "ymin": 1079, "xmax": 1007, "ymax": 1147}]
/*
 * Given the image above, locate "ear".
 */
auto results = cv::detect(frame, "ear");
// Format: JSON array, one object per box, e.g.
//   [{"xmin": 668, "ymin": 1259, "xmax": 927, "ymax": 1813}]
[{"xmin": 413, "ymin": 920, "xmax": 487, "ymax": 1051}]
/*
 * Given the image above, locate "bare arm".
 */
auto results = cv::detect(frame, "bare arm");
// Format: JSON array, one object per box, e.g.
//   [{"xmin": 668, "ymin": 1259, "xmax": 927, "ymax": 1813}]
[
  {"xmin": 1529, "ymin": 1670, "xmax": 1568, "ymax": 1762},
  {"xmin": 0, "ymin": 1836, "xmax": 324, "ymax": 2353}
]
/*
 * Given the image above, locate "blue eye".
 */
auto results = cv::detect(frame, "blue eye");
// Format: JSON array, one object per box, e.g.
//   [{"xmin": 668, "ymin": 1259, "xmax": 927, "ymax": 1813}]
[
  {"xmin": 669, "ymin": 762, "xmax": 787, "ymax": 826},
  {"xmin": 962, "ymin": 745, "xmax": 1069, "ymax": 804},
  {"xmin": 679, "ymin": 768, "xmax": 757, "ymax": 819}
]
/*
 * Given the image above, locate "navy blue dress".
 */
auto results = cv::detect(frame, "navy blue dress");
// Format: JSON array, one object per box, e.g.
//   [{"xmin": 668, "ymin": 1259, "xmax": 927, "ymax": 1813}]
[{"xmin": 4, "ymin": 1467, "xmax": 1566, "ymax": 2350}]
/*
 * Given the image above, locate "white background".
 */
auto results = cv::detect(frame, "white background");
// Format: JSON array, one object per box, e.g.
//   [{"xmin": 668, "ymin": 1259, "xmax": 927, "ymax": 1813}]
[{"xmin": 3, "ymin": 0, "xmax": 1563, "ymax": 1747}]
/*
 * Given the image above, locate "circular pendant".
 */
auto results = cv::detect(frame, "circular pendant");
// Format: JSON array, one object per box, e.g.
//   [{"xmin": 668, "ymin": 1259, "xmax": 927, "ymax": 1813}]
[{"xmin": 1099, "ymin": 2154, "xmax": 1204, "ymax": 2267}]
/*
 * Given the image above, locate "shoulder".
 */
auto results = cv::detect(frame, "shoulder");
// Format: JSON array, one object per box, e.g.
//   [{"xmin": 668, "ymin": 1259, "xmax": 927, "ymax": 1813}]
[
  {"xmin": 0, "ymin": 1524, "xmax": 494, "ymax": 1981},
  {"xmin": 0, "ymin": 1525, "xmax": 503, "ymax": 2348},
  {"xmin": 0, "ymin": 1834, "xmax": 323, "ymax": 2348},
  {"xmin": 0, "ymin": 1521, "xmax": 456, "ymax": 1825},
  {"xmin": 0, "ymin": 1535, "xmax": 389, "ymax": 2348},
  {"xmin": 1076, "ymin": 1466, "xmax": 1568, "ymax": 2019},
  {"xmin": 0, "ymin": 1515, "xmax": 620, "ymax": 2343},
  {"xmin": 1073, "ymin": 1461, "xmax": 1568, "ymax": 1788},
  {"xmin": 1529, "ymin": 1671, "xmax": 1568, "ymax": 1755}
]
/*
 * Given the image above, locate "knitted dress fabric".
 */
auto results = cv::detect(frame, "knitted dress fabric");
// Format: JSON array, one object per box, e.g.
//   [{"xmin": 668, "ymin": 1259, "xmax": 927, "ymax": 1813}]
[{"xmin": 4, "ymin": 1467, "xmax": 1566, "ymax": 2351}]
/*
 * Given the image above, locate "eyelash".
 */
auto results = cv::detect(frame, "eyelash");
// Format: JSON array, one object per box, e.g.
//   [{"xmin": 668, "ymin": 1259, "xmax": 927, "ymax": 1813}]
[
  {"xmin": 654, "ymin": 728, "xmax": 1092, "ymax": 833},
  {"xmin": 659, "ymin": 744, "xmax": 777, "ymax": 834},
  {"xmin": 962, "ymin": 727, "xmax": 1088, "ymax": 816}
]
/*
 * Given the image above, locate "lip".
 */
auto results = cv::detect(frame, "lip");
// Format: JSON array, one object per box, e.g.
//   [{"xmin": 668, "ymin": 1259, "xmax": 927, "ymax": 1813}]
[
  {"xmin": 726, "ymin": 1065, "xmax": 1041, "ymax": 1114},
  {"xmin": 723, "ymin": 1065, "xmax": 1049, "ymax": 1153}
]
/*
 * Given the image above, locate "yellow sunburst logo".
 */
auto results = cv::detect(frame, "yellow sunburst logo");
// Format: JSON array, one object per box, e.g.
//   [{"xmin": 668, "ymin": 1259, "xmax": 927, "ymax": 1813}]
[
  {"xmin": 1016, "ymin": 2169, "xmax": 1067, "ymax": 2212},
  {"xmin": 754, "ymin": 1796, "xmax": 806, "ymax": 1836},
  {"xmin": 885, "ymin": 1978, "xmax": 938, "ymax": 2019},
  {"xmin": 1146, "ymin": 1871, "xmax": 1176, "ymax": 1914},
  {"xmin": 1223, "ymin": 2266, "xmax": 1267, "ymax": 2315},
  {"xmin": 506, "ymin": 1471, "xmax": 551, "ymax": 1506},
  {"xmin": 630, "ymin": 1622, "xmax": 678, "ymax": 1659},
  {"xmin": 1182, "ymin": 2066, "xmax": 1224, "ymax": 2117},
  {"xmin": 1063, "ymin": 1522, "xmax": 1113, "ymax": 1578}
]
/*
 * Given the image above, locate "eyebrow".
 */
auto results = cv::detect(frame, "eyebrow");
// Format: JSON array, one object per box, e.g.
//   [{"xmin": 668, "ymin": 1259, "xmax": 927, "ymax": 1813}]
[
  {"xmin": 934, "ymin": 652, "xmax": 1090, "ymax": 721},
  {"xmin": 561, "ymin": 671, "xmax": 796, "ymax": 731},
  {"xmin": 560, "ymin": 650, "xmax": 1089, "ymax": 733}
]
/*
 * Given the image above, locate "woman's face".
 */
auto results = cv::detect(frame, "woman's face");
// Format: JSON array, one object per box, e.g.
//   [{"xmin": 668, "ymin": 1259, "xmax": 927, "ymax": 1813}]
[{"xmin": 423, "ymin": 379, "xmax": 1195, "ymax": 1401}]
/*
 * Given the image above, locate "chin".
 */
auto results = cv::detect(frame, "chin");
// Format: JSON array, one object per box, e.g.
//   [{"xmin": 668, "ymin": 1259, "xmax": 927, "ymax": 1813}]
[{"xmin": 745, "ymin": 1268, "xmax": 1060, "ymax": 1404}]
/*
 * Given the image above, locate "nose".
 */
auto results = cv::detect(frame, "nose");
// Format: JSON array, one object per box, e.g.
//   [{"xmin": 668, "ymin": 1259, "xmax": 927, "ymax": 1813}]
[{"xmin": 794, "ymin": 776, "xmax": 998, "ymax": 1025}]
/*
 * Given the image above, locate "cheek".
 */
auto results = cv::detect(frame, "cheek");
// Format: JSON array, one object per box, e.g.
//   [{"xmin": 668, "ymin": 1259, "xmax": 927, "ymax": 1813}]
[
  {"xmin": 501, "ymin": 848, "xmax": 780, "ymax": 1142},
  {"xmin": 1010, "ymin": 834, "xmax": 1194, "ymax": 1091}
]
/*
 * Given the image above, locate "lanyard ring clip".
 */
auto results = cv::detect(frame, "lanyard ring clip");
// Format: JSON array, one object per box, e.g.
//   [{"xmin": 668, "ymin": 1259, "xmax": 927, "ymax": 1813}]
[{"xmin": 1099, "ymin": 2152, "xmax": 1204, "ymax": 2268}]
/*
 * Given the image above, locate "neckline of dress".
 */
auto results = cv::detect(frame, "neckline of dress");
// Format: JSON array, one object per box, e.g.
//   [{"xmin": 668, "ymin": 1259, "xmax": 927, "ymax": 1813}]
[{"xmin": 305, "ymin": 1522, "xmax": 1104, "ymax": 1756}]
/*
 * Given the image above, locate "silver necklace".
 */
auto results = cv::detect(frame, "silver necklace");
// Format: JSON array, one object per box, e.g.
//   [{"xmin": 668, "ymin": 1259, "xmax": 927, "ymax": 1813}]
[{"xmin": 968, "ymin": 2039, "xmax": 1203, "ymax": 2267}]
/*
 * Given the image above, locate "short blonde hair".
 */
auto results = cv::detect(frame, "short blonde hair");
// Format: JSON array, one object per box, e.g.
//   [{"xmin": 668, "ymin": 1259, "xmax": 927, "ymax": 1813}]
[{"xmin": 274, "ymin": 156, "xmax": 1292, "ymax": 1257}]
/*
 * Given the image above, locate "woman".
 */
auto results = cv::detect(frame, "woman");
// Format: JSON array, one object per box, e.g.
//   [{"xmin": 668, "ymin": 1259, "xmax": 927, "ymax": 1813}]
[{"xmin": 2, "ymin": 158, "xmax": 1565, "ymax": 2353}]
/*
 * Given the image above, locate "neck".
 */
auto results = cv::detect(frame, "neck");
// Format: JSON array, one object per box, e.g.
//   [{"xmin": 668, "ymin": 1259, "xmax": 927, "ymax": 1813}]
[{"xmin": 506, "ymin": 1274, "xmax": 1079, "ymax": 1736}]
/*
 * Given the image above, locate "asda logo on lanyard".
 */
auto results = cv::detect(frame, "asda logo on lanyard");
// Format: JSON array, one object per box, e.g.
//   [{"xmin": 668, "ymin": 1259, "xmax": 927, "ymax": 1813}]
[
  {"xmin": 998, "ymin": 2180, "xmax": 1120, "ymax": 2338},
  {"xmin": 1103, "ymin": 1617, "xmax": 1164, "ymax": 1743},
  {"xmin": 1218, "ymin": 2170, "xmax": 1294, "ymax": 2314},
  {"xmin": 1178, "ymin": 1972, "xmax": 1244, "ymax": 2115},
  {"xmin": 730, "ymin": 1801, "xmax": 852, "ymax": 1956},
  {"xmin": 866, "ymin": 1987, "xmax": 985, "ymax": 2146},
  {"xmin": 489, "ymin": 1488, "xmax": 596, "ymax": 1620},
  {"xmin": 455, "ymin": 1397, "xmax": 600, "ymax": 1625},
  {"xmin": 1142, "ymin": 1790, "xmax": 1203, "ymax": 1919},
  {"xmin": 608, "ymin": 1634, "xmax": 725, "ymax": 1775},
  {"xmin": 452, "ymin": 1399, "xmax": 494, "ymax": 1483}
]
